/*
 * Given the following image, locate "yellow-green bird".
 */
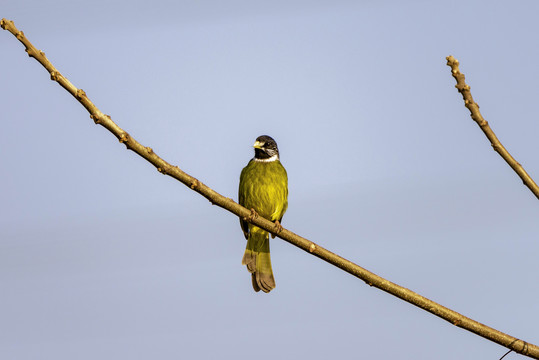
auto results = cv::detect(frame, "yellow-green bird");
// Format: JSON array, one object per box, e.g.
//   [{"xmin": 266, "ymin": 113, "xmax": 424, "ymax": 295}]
[{"xmin": 239, "ymin": 135, "xmax": 288, "ymax": 293}]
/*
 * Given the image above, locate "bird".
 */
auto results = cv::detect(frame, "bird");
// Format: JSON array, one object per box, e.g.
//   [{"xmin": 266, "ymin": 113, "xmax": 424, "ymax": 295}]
[{"xmin": 239, "ymin": 135, "xmax": 288, "ymax": 293}]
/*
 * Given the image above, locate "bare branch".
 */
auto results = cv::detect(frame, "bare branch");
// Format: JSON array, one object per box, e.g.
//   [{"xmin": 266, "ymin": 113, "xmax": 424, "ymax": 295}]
[
  {"xmin": 446, "ymin": 55, "xmax": 539, "ymax": 199},
  {"xmin": 3, "ymin": 19, "xmax": 538, "ymax": 359}
]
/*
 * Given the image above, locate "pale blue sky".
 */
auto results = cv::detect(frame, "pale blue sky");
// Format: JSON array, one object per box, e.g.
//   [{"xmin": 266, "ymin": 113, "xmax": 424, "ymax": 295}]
[{"xmin": 1, "ymin": 1, "xmax": 539, "ymax": 359}]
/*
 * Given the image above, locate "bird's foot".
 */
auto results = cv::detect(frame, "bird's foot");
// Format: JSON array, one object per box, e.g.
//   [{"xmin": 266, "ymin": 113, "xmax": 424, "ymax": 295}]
[
  {"xmin": 271, "ymin": 220, "xmax": 283, "ymax": 238},
  {"xmin": 248, "ymin": 208, "xmax": 259, "ymax": 221}
]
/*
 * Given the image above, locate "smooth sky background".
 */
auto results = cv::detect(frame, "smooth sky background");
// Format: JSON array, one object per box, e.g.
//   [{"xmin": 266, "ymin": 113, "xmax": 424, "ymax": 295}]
[{"xmin": 1, "ymin": 1, "xmax": 538, "ymax": 359}]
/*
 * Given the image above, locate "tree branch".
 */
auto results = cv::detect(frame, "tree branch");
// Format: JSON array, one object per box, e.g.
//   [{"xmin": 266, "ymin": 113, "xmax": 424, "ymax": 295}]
[
  {"xmin": 3, "ymin": 19, "xmax": 538, "ymax": 358},
  {"xmin": 446, "ymin": 55, "xmax": 539, "ymax": 200}
]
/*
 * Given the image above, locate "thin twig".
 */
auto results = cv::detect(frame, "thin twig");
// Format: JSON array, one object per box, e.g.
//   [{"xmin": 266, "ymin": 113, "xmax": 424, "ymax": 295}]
[
  {"xmin": 2, "ymin": 19, "xmax": 538, "ymax": 359},
  {"xmin": 446, "ymin": 55, "xmax": 539, "ymax": 200},
  {"xmin": 500, "ymin": 349, "xmax": 513, "ymax": 360}
]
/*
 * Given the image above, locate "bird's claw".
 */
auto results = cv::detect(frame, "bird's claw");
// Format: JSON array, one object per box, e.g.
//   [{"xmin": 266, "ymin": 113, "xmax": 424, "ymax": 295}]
[
  {"xmin": 248, "ymin": 208, "xmax": 259, "ymax": 221},
  {"xmin": 271, "ymin": 220, "xmax": 283, "ymax": 238}
]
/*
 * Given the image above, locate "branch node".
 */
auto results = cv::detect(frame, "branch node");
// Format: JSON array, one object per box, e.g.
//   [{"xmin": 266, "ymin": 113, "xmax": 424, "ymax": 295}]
[
  {"xmin": 309, "ymin": 243, "xmax": 316, "ymax": 253},
  {"xmin": 50, "ymin": 71, "xmax": 59, "ymax": 81},
  {"xmin": 90, "ymin": 114, "xmax": 101, "ymax": 124},
  {"xmin": 190, "ymin": 178, "xmax": 199, "ymax": 189},
  {"xmin": 16, "ymin": 30, "xmax": 24, "ymax": 40},
  {"xmin": 157, "ymin": 165, "xmax": 170, "ymax": 175},
  {"xmin": 76, "ymin": 89, "xmax": 86, "ymax": 99},
  {"xmin": 146, "ymin": 146, "xmax": 153, "ymax": 154},
  {"xmin": 522, "ymin": 341, "xmax": 529, "ymax": 355},
  {"xmin": 456, "ymin": 83, "xmax": 470, "ymax": 92},
  {"xmin": 446, "ymin": 55, "xmax": 459, "ymax": 67},
  {"xmin": 118, "ymin": 132, "xmax": 130, "ymax": 148}
]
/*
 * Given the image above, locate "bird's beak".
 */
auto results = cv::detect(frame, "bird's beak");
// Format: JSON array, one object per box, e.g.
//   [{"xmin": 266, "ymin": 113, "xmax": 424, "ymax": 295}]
[{"xmin": 253, "ymin": 140, "xmax": 264, "ymax": 149}]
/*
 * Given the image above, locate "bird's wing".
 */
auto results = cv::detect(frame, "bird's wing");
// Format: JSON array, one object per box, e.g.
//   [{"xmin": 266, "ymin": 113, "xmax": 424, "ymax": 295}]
[{"xmin": 239, "ymin": 164, "xmax": 250, "ymax": 240}]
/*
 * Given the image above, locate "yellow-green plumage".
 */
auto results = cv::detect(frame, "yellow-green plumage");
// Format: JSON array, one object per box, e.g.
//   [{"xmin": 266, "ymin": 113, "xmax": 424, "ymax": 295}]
[{"xmin": 239, "ymin": 136, "xmax": 288, "ymax": 293}]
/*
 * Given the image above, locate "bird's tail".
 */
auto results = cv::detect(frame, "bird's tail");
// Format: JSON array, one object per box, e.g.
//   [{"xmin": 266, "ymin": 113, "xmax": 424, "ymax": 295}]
[{"xmin": 242, "ymin": 226, "xmax": 275, "ymax": 293}]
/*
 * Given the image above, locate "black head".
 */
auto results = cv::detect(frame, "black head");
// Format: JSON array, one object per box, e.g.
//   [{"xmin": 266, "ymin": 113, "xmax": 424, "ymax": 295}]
[{"xmin": 253, "ymin": 135, "xmax": 280, "ymax": 160}]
